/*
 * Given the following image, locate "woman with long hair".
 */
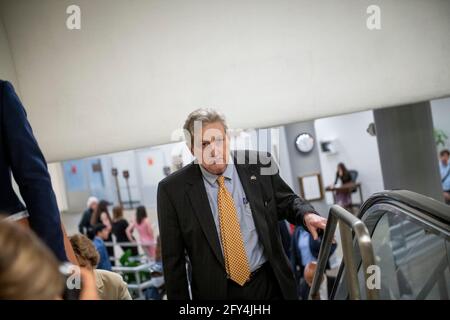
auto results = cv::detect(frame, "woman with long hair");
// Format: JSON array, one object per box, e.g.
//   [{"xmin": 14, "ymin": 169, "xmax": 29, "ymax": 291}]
[
  {"xmin": 111, "ymin": 206, "xmax": 139, "ymax": 256},
  {"xmin": 90, "ymin": 200, "xmax": 115, "ymax": 265},
  {"xmin": 126, "ymin": 206, "xmax": 155, "ymax": 259},
  {"xmin": 332, "ymin": 163, "xmax": 353, "ymax": 210},
  {"xmin": 90, "ymin": 200, "xmax": 112, "ymax": 230}
]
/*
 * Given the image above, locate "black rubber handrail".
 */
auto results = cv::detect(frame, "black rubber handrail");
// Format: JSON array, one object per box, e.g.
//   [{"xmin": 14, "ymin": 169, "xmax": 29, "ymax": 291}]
[{"xmin": 359, "ymin": 190, "xmax": 450, "ymax": 225}]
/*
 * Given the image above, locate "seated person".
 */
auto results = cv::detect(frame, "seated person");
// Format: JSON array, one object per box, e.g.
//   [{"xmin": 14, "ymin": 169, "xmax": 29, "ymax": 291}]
[
  {"xmin": 70, "ymin": 234, "xmax": 131, "ymax": 300},
  {"xmin": 93, "ymin": 223, "xmax": 112, "ymax": 271},
  {"xmin": 0, "ymin": 219, "xmax": 98, "ymax": 300},
  {"xmin": 327, "ymin": 162, "xmax": 354, "ymax": 211},
  {"xmin": 290, "ymin": 225, "xmax": 337, "ymax": 299}
]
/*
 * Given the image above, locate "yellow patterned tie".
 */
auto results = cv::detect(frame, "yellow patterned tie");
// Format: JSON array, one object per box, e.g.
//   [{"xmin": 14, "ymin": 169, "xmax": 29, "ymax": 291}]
[{"xmin": 217, "ymin": 175, "xmax": 251, "ymax": 286}]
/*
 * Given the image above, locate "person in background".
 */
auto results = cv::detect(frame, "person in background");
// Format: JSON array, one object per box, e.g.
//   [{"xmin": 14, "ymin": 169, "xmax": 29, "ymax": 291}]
[
  {"xmin": 70, "ymin": 234, "xmax": 132, "ymax": 300},
  {"xmin": 0, "ymin": 218, "xmax": 99, "ymax": 300},
  {"xmin": 0, "ymin": 219, "xmax": 65, "ymax": 299},
  {"xmin": 328, "ymin": 162, "xmax": 353, "ymax": 211},
  {"xmin": 291, "ymin": 225, "xmax": 337, "ymax": 299},
  {"xmin": 90, "ymin": 200, "xmax": 115, "ymax": 264},
  {"xmin": 145, "ymin": 235, "xmax": 165, "ymax": 300},
  {"xmin": 93, "ymin": 223, "xmax": 112, "ymax": 271},
  {"xmin": 126, "ymin": 206, "xmax": 155, "ymax": 259},
  {"xmin": 439, "ymin": 149, "xmax": 450, "ymax": 205},
  {"xmin": 302, "ymin": 261, "xmax": 328, "ymax": 300},
  {"xmin": 157, "ymin": 108, "xmax": 327, "ymax": 300},
  {"xmin": 112, "ymin": 206, "xmax": 139, "ymax": 256},
  {"xmin": 90, "ymin": 200, "xmax": 112, "ymax": 231},
  {"xmin": 78, "ymin": 196, "xmax": 98, "ymax": 238},
  {"xmin": 0, "ymin": 80, "xmax": 74, "ymax": 262}
]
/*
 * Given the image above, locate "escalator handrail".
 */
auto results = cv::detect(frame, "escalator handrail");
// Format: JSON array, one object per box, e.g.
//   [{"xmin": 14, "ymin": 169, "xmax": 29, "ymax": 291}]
[
  {"xmin": 359, "ymin": 190, "xmax": 450, "ymax": 225},
  {"xmin": 309, "ymin": 205, "xmax": 379, "ymax": 300}
]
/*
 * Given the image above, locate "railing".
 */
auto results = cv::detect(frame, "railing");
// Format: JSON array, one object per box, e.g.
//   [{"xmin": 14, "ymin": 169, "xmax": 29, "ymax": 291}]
[
  {"xmin": 112, "ymin": 262, "xmax": 156, "ymax": 300},
  {"xmin": 309, "ymin": 205, "xmax": 379, "ymax": 300},
  {"xmin": 103, "ymin": 239, "xmax": 157, "ymax": 263}
]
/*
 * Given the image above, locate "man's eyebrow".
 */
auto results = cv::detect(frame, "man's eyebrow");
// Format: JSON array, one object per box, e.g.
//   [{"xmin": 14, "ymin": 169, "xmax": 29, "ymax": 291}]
[{"xmin": 202, "ymin": 136, "xmax": 222, "ymax": 142}]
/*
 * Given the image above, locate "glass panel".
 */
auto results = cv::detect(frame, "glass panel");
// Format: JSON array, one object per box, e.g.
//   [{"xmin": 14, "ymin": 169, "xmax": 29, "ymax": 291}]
[{"xmin": 358, "ymin": 211, "xmax": 450, "ymax": 299}]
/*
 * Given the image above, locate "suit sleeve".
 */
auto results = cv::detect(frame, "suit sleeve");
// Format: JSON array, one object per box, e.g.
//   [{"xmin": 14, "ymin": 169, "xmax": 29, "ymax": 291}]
[
  {"xmin": 157, "ymin": 182, "xmax": 190, "ymax": 300},
  {"xmin": 1, "ymin": 81, "xmax": 66, "ymax": 261},
  {"xmin": 268, "ymin": 154, "xmax": 320, "ymax": 229}
]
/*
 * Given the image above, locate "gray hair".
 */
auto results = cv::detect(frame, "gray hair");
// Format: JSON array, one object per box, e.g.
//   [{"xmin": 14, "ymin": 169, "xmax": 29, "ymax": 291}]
[{"xmin": 183, "ymin": 108, "xmax": 228, "ymax": 148}]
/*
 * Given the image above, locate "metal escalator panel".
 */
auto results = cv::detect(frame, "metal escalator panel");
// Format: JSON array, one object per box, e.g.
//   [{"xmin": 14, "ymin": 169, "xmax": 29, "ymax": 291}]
[
  {"xmin": 359, "ymin": 210, "xmax": 449, "ymax": 299},
  {"xmin": 332, "ymin": 193, "xmax": 450, "ymax": 300}
]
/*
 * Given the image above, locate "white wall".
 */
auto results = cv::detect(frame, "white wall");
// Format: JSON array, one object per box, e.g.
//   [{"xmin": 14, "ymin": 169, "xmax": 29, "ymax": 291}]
[
  {"xmin": 2, "ymin": 17, "xmax": 71, "ymax": 212},
  {"xmin": 0, "ymin": 16, "xmax": 18, "ymax": 87},
  {"xmin": 47, "ymin": 163, "xmax": 69, "ymax": 211},
  {"xmin": 1, "ymin": 0, "xmax": 449, "ymax": 162},
  {"xmin": 314, "ymin": 111, "xmax": 384, "ymax": 203},
  {"xmin": 431, "ymin": 97, "xmax": 450, "ymax": 151}
]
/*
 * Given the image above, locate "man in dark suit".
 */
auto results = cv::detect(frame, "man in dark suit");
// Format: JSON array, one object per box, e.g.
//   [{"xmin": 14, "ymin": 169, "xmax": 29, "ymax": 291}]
[
  {"xmin": 157, "ymin": 108, "xmax": 327, "ymax": 300},
  {"xmin": 0, "ymin": 80, "xmax": 67, "ymax": 261}
]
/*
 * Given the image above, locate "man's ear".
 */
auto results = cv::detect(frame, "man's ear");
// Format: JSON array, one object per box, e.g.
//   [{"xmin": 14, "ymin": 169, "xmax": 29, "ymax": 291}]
[{"xmin": 186, "ymin": 142, "xmax": 194, "ymax": 156}]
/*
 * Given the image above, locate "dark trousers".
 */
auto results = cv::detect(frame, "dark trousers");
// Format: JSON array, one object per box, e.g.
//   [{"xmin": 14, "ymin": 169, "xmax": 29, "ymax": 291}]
[{"xmin": 226, "ymin": 263, "xmax": 283, "ymax": 300}]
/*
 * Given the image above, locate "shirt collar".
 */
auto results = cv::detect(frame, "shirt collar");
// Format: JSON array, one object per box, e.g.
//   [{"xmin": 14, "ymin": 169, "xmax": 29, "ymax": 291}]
[{"xmin": 199, "ymin": 153, "xmax": 234, "ymax": 186}]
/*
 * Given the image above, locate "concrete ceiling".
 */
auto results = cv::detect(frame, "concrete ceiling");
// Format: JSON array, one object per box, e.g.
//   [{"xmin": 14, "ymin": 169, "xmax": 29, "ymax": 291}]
[{"xmin": 0, "ymin": 0, "xmax": 449, "ymax": 162}]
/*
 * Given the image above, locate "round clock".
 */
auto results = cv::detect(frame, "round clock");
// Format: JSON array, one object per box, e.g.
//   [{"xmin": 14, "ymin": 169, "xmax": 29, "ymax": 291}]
[{"xmin": 295, "ymin": 133, "xmax": 315, "ymax": 153}]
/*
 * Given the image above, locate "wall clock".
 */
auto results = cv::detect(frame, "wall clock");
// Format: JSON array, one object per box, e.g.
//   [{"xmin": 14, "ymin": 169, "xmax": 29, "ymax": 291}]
[{"xmin": 295, "ymin": 133, "xmax": 315, "ymax": 153}]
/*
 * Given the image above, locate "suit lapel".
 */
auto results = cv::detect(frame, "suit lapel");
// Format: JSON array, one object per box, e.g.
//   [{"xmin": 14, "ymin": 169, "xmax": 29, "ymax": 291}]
[
  {"xmin": 232, "ymin": 154, "xmax": 273, "ymax": 257},
  {"xmin": 186, "ymin": 164, "xmax": 225, "ymax": 268}
]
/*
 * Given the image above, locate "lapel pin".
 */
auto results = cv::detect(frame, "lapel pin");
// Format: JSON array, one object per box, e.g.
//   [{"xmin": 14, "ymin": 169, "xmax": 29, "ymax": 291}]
[{"xmin": 250, "ymin": 175, "xmax": 257, "ymax": 181}]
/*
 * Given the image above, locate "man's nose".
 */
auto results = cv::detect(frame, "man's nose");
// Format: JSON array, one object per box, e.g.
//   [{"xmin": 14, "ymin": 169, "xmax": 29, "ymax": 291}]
[{"xmin": 210, "ymin": 142, "xmax": 216, "ymax": 156}]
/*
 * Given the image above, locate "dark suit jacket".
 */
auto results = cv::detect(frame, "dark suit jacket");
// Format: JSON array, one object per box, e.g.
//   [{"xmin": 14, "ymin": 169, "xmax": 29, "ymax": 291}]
[
  {"xmin": 0, "ymin": 80, "xmax": 66, "ymax": 261},
  {"xmin": 157, "ymin": 150, "xmax": 319, "ymax": 299}
]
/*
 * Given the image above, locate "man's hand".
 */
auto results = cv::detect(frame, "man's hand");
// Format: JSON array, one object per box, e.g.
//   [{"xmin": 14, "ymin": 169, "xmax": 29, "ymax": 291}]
[{"xmin": 304, "ymin": 213, "xmax": 327, "ymax": 240}]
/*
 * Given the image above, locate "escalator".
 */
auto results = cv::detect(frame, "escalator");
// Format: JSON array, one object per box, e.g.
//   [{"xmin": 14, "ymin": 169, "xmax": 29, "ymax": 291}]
[{"xmin": 310, "ymin": 190, "xmax": 450, "ymax": 300}]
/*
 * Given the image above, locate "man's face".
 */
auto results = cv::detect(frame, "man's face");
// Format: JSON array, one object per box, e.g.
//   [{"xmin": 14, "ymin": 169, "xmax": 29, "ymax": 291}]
[
  {"xmin": 191, "ymin": 121, "xmax": 230, "ymax": 175},
  {"xmin": 98, "ymin": 228, "xmax": 109, "ymax": 240},
  {"xmin": 441, "ymin": 153, "xmax": 449, "ymax": 165}
]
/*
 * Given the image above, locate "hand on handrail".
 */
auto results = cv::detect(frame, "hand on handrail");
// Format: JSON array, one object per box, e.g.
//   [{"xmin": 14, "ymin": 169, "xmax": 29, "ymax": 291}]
[{"xmin": 304, "ymin": 213, "xmax": 327, "ymax": 240}]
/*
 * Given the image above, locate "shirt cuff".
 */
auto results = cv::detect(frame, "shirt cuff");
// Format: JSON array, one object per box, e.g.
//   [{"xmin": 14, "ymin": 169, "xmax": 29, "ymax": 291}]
[{"xmin": 5, "ymin": 210, "xmax": 29, "ymax": 221}]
